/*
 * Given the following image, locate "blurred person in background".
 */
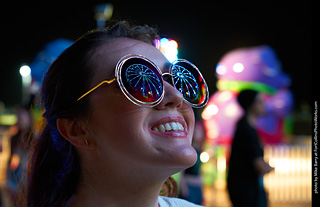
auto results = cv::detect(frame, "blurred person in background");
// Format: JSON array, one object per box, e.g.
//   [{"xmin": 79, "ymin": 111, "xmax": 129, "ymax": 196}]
[
  {"xmin": 6, "ymin": 108, "xmax": 33, "ymax": 207},
  {"xmin": 227, "ymin": 90, "xmax": 274, "ymax": 207},
  {"xmin": 0, "ymin": 107, "xmax": 33, "ymax": 207}
]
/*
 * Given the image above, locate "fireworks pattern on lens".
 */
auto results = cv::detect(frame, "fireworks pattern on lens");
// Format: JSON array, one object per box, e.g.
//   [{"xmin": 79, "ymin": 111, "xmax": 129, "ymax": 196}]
[
  {"xmin": 172, "ymin": 65, "xmax": 199, "ymax": 100},
  {"xmin": 126, "ymin": 64, "xmax": 162, "ymax": 100}
]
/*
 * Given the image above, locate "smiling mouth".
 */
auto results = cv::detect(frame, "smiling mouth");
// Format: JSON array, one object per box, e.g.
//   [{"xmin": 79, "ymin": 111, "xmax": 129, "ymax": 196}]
[{"xmin": 152, "ymin": 122, "xmax": 185, "ymax": 132}]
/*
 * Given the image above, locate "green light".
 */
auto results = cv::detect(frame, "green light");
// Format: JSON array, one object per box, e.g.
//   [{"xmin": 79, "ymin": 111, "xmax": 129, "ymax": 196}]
[{"xmin": 217, "ymin": 79, "xmax": 276, "ymax": 95}]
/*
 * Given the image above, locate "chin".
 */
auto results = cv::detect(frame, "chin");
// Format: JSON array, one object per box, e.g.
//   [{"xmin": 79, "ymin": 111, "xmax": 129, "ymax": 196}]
[{"xmin": 163, "ymin": 144, "xmax": 198, "ymax": 172}]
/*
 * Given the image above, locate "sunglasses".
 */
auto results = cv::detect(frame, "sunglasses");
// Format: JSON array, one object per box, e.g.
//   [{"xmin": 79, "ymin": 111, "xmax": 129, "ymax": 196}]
[{"xmin": 77, "ymin": 54, "xmax": 209, "ymax": 108}]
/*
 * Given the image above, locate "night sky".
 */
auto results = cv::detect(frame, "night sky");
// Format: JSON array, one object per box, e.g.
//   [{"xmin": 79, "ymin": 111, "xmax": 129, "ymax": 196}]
[{"xmin": 1, "ymin": 1, "xmax": 312, "ymax": 108}]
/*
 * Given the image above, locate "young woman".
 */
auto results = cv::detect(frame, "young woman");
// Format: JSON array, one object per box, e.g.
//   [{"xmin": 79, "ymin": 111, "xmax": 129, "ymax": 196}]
[{"xmin": 26, "ymin": 21, "xmax": 208, "ymax": 207}]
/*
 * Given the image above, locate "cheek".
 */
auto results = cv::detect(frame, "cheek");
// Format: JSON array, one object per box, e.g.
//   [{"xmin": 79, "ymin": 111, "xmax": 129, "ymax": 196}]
[
  {"xmin": 88, "ymin": 96, "xmax": 151, "ymax": 155},
  {"xmin": 252, "ymin": 104, "xmax": 265, "ymax": 116},
  {"xmin": 182, "ymin": 105, "xmax": 195, "ymax": 142},
  {"xmin": 90, "ymin": 103, "xmax": 146, "ymax": 141}
]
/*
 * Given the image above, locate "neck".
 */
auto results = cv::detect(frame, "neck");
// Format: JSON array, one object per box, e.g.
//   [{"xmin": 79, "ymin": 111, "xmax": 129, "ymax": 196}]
[{"xmin": 68, "ymin": 154, "xmax": 165, "ymax": 207}]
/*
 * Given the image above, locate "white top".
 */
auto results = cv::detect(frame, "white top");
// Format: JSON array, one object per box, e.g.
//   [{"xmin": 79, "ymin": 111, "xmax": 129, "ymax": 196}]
[{"xmin": 158, "ymin": 196, "xmax": 204, "ymax": 207}]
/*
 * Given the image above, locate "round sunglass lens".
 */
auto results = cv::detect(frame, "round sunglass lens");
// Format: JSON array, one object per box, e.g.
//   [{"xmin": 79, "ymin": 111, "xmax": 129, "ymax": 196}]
[
  {"xmin": 172, "ymin": 65, "xmax": 199, "ymax": 100},
  {"xmin": 121, "ymin": 58, "xmax": 163, "ymax": 105},
  {"xmin": 171, "ymin": 61, "xmax": 207, "ymax": 106}
]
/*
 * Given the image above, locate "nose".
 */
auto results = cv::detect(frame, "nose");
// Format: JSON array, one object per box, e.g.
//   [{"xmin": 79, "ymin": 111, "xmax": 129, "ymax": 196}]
[{"xmin": 154, "ymin": 81, "xmax": 184, "ymax": 110}]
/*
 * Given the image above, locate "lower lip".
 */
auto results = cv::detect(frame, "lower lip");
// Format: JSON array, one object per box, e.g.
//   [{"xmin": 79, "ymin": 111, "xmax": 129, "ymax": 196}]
[{"xmin": 149, "ymin": 129, "xmax": 188, "ymax": 138}]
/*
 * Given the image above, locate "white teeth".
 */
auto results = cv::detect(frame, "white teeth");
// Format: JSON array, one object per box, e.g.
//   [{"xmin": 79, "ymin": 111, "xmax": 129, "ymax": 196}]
[
  {"xmin": 177, "ymin": 122, "xmax": 184, "ymax": 131},
  {"xmin": 171, "ymin": 122, "xmax": 178, "ymax": 131},
  {"xmin": 152, "ymin": 122, "xmax": 185, "ymax": 132},
  {"xmin": 165, "ymin": 123, "xmax": 172, "ymax": 131},
  {"xmin": 159, "ymin": 125, "xmax": 165, "ymax": 132}
]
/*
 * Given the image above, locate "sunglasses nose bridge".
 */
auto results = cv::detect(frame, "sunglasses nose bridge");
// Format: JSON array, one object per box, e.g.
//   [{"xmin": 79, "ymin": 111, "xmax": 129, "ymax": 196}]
[
  {"xmin": 161, "ymin": 72, "xmax": 174, "ymax": 85},
  {"xmin": 161, "ymin": 72, "xmax": 172, "ymax": 77}
]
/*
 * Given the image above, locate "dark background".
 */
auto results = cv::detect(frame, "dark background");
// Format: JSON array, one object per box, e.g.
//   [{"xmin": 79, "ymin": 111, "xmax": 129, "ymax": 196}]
[{"xmin": 0, "ymin": 1, "xmax": 312, "ymax": 108}]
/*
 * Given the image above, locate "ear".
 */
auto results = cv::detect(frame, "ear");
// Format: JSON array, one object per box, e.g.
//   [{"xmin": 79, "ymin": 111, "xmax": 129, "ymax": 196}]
[{"xmin": 57, "ymin": 118, "xmax": 95, "ymax": 150}]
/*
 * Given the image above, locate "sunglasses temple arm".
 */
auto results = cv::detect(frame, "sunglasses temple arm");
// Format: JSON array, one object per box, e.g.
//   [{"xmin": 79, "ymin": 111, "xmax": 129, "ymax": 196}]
[{"xmin": 77, "ymin": 77, "xmax": 116, "ymax": 101}]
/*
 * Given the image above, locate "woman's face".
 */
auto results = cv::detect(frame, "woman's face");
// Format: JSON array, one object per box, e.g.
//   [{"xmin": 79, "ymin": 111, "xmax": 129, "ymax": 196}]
[{"xmin": 85, "ymin": 38, "xmax": 197, "ymax": 176}]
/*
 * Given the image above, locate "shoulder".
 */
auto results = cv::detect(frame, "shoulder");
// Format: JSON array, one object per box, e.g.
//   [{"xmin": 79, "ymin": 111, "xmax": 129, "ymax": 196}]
[{"xmin": 158, "ymin": 196, "xmax": 205, "ymax": 207}]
